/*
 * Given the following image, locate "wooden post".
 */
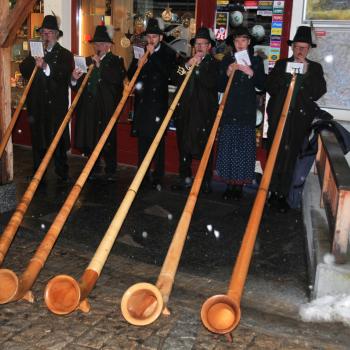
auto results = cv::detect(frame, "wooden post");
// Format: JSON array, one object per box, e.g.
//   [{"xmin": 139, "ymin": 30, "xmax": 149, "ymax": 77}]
[
  {"xmin": 0, "ymin": 0, "xmax": 13, "ymax": 184},
  {"xmin": 0, "ymin": 0, "xmax": 37, "ymax": 184}
]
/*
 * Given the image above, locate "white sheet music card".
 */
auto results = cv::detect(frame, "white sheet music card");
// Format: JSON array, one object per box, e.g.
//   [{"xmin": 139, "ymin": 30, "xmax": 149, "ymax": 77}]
[
  {"xmin": 286, "ymin": 62, "xmax": 304, "ymax": 74},
  {"xmin": 74, "ymin": 55, "xmax": 88, "ymax": 73},
  {"xmin": 234, "ymin": 50, "xmax": 251, "ymax": 66},
  {"xmin": 29, "ymin": 40, "xmax": 44, "ymax": 58},
  {"xmin": 133, "ymin": 45, "xmax": 144, "ymax": 60}
]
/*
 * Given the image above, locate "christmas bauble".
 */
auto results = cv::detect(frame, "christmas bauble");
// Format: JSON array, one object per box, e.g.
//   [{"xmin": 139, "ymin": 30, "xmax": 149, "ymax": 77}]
[
  {"xmin": 251, "ymin": 25, "xmax": 265, "ymax": 41},
  {"xmin": 229, "ymin": 11, "xmax": 243, "ymax": 27}
]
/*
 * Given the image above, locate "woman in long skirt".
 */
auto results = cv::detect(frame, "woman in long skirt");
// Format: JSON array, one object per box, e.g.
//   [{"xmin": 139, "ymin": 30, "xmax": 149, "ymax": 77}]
[{"xmin": 216, "ymin": 27, "xmax": 265, "ymax": 200}]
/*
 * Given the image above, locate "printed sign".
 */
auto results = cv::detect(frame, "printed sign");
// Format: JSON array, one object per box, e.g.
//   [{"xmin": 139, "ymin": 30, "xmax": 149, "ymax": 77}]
[
  {"xmin": 268, "ymin": 47, "xmax": 280, "ymax": 61},
  {"xmin": 286, "ymin": 62, "xmax": 304, "ymax": 74},
  {"xmin": 214, "ymin": 12, "xmax": 229, "ymax": 40},
  {"xmin": 258, "ymin": 0, "xmax": 273, "ymax": 10},
  {"xmin": 273, "ymin": 0, "xmax": 285, "ymax": 14}
]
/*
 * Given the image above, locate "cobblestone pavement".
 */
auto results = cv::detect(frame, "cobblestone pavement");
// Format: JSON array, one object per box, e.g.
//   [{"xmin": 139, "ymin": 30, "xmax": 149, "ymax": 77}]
[{"xmin": 0, "ymin": 146, "xmax": 349, "ymax": 349}]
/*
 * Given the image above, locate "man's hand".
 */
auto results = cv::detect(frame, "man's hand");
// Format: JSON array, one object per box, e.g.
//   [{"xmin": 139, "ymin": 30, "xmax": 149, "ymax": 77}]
[
  {"xmin": 92, "ymin": 54, "xmax": 101, "ymax": 67},
  {"xmin": 146, "ymin": 43, "xmax": 155, "ymax": 55},
  {"xmin": 237, "ymin": 64, "xmax": 254, "ymax": 77},
  {"xmin": 72, "ymin": 68, "xmax": 84, "ymax": 81},
  {"xmin": 35, "ymin": 57, "xmax": 47, "ymax": 70}
]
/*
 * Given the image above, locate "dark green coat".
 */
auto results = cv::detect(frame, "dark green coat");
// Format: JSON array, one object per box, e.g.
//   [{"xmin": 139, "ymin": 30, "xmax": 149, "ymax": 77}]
[{"xmin": 73, "ymin": 52, "xmax": 125, "ymax": 152}]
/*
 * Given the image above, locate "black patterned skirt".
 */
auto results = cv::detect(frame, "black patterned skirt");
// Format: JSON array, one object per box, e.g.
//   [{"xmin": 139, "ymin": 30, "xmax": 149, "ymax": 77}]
[{"xmin": 216, "ymin": 124, "xmax": 256, "ymax": 184}]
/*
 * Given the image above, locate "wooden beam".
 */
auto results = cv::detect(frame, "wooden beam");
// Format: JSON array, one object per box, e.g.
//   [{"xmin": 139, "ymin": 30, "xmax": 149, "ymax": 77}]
[
  {"xmin": 0, "ymin": 0, "xmax": 37, "ymax": 48},
  {"xmin": 0, "ymin": 0, "xmax": 13, "ymax": 184}
]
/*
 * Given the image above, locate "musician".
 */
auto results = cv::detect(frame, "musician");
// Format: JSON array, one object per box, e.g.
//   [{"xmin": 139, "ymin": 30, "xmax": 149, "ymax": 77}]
[
  {"xmin": 266, "ymin": 26, "xmax": 327, "ymax": 212},
  {"xmin": 20, "ymin": 15, "xmax": 74, "ymax": 180},
  {"xmin": 71, "ymin": 25, "xmax": 126, "ymax": 180},
  {"xmin": 216, "ymin": 27, "xmax": 265, "ymax": 200},
  {"xmin": 127, "ymin": 18, "xmax": 176, "ymax": 189},
  {"xmin": 171, "ymin": 27, "xmax": 218, "ymax": 193}
]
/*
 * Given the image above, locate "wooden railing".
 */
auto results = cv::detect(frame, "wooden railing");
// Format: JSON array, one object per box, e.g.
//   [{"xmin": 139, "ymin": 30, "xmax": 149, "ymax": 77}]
[{"xmin": 316, "ymin": 130, "xmax": 350, "ymax": 263}]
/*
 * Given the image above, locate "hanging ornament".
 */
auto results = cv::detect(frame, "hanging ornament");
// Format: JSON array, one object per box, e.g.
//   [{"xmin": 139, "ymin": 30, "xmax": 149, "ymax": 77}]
[
  {"xmin": 120, "ymin": 37, "xmax": 131, "ymax": 48},
  {"xmin": 134, "ymin": 15, "xmax": 145, "ymax": 35},
  {"xmin": 181, "ymin": 12, "xmax": 192, "ymax": 28},
  {"xmin": 162, "ymin": 5, "xmax": 172, "ymax": 22},
  {"xmin": 145, "ymin": 10, "xmax": 153, "ymax": 19}
]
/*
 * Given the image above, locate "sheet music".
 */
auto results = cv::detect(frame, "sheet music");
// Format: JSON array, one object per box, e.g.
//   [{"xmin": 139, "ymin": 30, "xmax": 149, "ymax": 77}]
[
  {"xmin": 234, "ymin": 50, "xmax": 251, "ymax": 66},
  {"xmin": 74, "ymin": 55, "xmax": 88, "ymax": 73},
  {"xmin": 29, "ymin": 40, "xmax": 44, "ymax": 58},
  {"xmin": 133, "ymin": 46, "xmax": 145, "ymax": 60}
]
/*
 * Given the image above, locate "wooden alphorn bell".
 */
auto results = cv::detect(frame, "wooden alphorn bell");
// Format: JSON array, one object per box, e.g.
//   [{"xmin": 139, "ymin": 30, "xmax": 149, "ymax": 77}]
[
  {"xmin": 0, "ymin": 52, "xmax": 149, "ymax": 305},
  {"xmin": 120, "ymin": 67, "xmax": 238, "ymax": 326},
  {"xmin": 43, "ymin": 64, "xmax": 195, "ymax": 315},
  {"xmin": 200, "ymin": 74, "xmax": 297, "ymax": 340},
  {"xmin": 0, "ymin": 66, "xmax": 38, "ymax": 158},
  {"xmin": 0, "ymin": 64, "xmax": 94, "ymax": 268}
]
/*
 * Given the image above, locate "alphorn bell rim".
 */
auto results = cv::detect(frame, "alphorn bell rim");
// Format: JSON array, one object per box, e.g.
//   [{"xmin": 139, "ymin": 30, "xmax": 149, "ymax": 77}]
[
  {"xmin": 44, "ymin": 274, "xmax": 81, "ymax": 315},
  {"xmin": 0, "ymin": 269, "xmax": 19, "ymax": 304},
  {"xmin": 121, "ymin": 282, "xmax": 164, "ymax": 326},
  {"xmin": 201, "ymin": 294, "xmax": 241, "ymax": 334}
]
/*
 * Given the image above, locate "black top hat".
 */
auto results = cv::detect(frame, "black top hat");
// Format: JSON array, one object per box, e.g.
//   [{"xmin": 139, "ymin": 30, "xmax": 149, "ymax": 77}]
[
  {"xmin": 190, "ymin": 27, "xmax": 216, "ymax": 47},
  {"xmin": 144, "ymin": 18, "xmax": 163, "ymax": 35},
  {"xmin": 287, "ymin": 26, "xmax": 316, "ymax": 48},
  {"xmin": 37, "ymin": 15, "xmax": 63, "ymax": 37},
  {"xmin": 225, "ymin": 26, "xmax": 251, "ymax": 46},
  {"xmin": 89, "ymin": 25, "xmax": 114, "ymax": 43}
]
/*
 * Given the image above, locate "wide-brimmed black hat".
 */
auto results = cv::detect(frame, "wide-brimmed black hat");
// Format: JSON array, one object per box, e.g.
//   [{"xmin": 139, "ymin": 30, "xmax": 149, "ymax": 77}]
[
  {"xmin": 190, "ymin": 27, "xmax": 215, "ymax": 47},
  {"xmin": 36, "ymin": 15, "xmax": 63, "ymax": 37},
  {"xmin": 144, "ymin": 18, "xmax": 163, "ymax": 35},
  {"xmin": 225, "ymin": 26, "xmax": 251, "ymax": 46},
  {"xmin": 287, "ymin": 26, "xmax": 316, "ymax": 48},
  {"xmin": 89, "ymin": 25, "xmax": 114, "ymax": 43}
]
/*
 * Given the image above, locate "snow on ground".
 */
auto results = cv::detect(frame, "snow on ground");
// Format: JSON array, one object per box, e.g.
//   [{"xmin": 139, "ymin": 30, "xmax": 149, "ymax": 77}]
[{"xmin": 299, "ymin": 294, "xmax": 350, "ymax": 326}]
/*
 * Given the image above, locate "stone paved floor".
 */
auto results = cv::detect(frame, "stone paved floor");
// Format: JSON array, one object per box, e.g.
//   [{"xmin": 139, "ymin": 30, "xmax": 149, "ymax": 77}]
[{"xmin": 0, "ymin": 146, "xmax": 349, "ymax": 349}]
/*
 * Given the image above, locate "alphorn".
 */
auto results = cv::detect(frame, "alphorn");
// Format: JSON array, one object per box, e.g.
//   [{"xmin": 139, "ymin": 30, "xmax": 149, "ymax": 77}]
[
  {"xmin": 0, "ymin": 66, "xmax": 38, "ymax": 158},
  {"xmin": 201, "ymin": 74, "xmax": 297, "ymax": 338},
  {"xmin": 0, "ymin": 52, "xmax": 149, "ymax": 305},
  {"xmin": 120, "ymin": 67, "xmax": 237, "ymax": 326},
  {"xmin": 0, "ymin": 64, "xmax": 94, "ymax": 268},
  {"xmin": 44, "ymin": 64, "xmax": 195, "ymax": 315}
]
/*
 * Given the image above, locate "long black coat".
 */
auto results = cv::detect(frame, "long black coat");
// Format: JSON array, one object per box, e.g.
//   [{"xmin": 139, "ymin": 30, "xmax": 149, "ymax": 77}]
[
  {"xmin": 266, "ymin": 56, "xmax": 327, "ymax": 196},
  {"xmin": 218, "ymin": 52, "xmax": 266, "ymax": 126},
  {"xmin": 173, "ymin": 54, "xmax": 219, "ymax": 158},
  {"xmin": 20, "ymin": 43, "xmax": 74, "ymax": 149},
  {"xmin": 73, "ymin": 53, "xmax": 125, "ymax": 152},
  {"xmin": 128, "ymin": 43, "xmax": 176, "ymax": 138}
]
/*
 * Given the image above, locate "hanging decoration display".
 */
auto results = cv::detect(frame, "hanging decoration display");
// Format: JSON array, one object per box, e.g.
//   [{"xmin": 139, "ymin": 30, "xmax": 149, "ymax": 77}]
[{"xmin": 162, "ymin": 5, "xmax": 173, "ymax": 22}]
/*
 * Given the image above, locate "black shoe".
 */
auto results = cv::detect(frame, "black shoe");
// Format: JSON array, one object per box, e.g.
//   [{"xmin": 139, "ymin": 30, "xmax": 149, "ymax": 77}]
[
  {"xmin": 105, "ymin": 171, "xmax": 118, "ymax": 181},
  {"xmin": 201, "ymin": 181, "xmax": 212, "ymax": 194},
  {"xmin": 268, "ymin": 192, "xmax": 279, "ymax": 208},
  {"xmin": 151, "ymin": 179, "xmax": 162, "ymax": 191},
  {"xmin": 232, "ymin": 185, "xmax": 243, "ymax": 200},
  {"xmin": 171, "ymin": 177, "xmax": 192, "ymax": 191},
  {"xmin": 278, "ymin": 196, "xmax": 290, "ymax": 213},
  {"xmin": 222, "ymin": 185, "xmax": 233, "ymax": 200},
  {"xmin": 55, "ymin": 168, "xmax": 69, "ymax": 182}
]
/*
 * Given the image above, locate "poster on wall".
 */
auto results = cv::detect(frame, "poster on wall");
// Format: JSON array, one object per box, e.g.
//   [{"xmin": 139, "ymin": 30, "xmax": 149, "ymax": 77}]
[
  {"xmin": 303, "ymin": 0, "xmax": 350, "ymax": 21},
  {"xmin": 214, "ymin": 12, "xmax": 229, "ymax": 40}
]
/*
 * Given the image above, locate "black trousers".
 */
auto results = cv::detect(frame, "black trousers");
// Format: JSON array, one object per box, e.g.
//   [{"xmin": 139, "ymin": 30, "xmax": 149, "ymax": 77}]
[
  {"xmin": 137, "ymin": 134, "xmax": 165, "ymax": 182},
  {"xmin": 31, "ymin": 127, "xmax": 68, "ymax": 178}
]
